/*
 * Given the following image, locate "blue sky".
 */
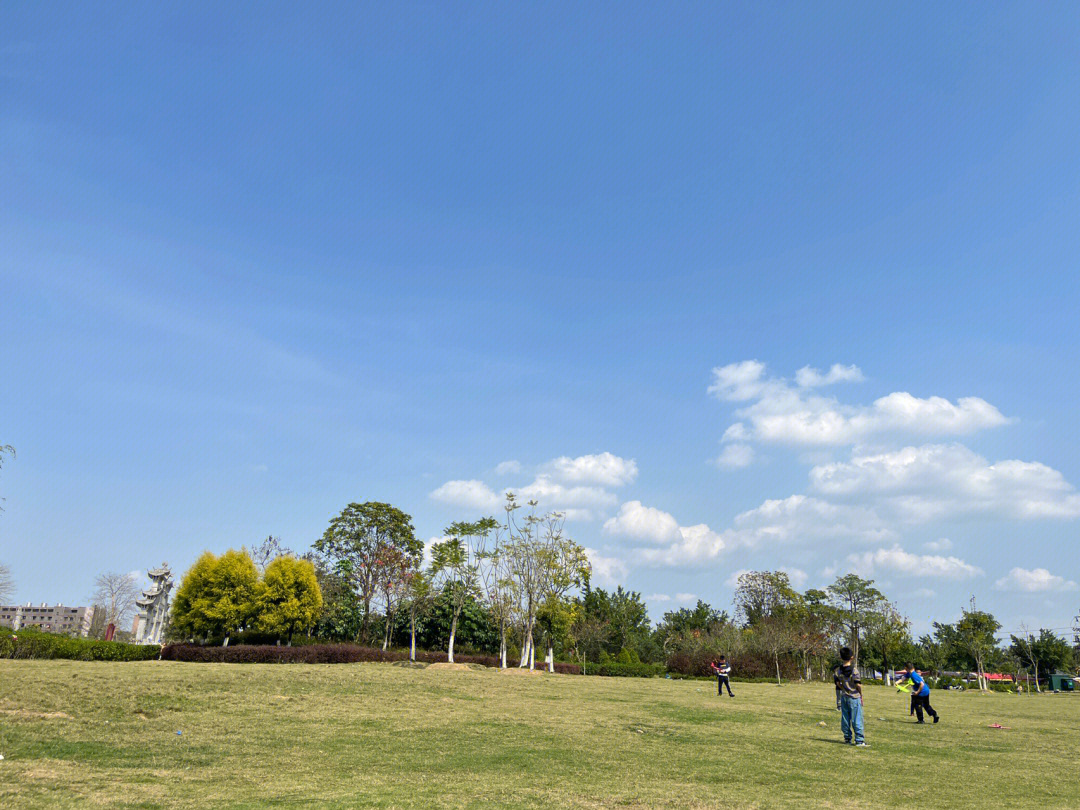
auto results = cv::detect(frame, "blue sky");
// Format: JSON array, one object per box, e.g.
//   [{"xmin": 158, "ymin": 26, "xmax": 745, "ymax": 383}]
[{"xmin": 2, "ymin": 2, "xmax": 1078, "ymax": 638}]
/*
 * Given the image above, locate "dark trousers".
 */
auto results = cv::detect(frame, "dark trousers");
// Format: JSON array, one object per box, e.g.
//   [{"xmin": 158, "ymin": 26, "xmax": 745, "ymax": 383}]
[
  {"xmin": 911, "ymin": 692, "xmax": 937, "ymax": 721},
  {"xmin": 717, "ymin": 675, "xmax": 733, "ymax": 696}
]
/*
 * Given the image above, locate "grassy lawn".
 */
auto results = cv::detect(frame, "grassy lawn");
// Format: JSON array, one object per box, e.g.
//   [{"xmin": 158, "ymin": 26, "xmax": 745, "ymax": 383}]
[{"xmin": 1, "ymin": 660, "xmax": 1077, "ymax": 809}]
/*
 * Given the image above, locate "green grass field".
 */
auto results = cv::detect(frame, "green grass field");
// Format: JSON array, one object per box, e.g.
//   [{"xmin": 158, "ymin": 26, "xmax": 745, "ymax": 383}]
[{"xmin": 1, "ymin": 660, "xmax": 1077, "ymax": 809}]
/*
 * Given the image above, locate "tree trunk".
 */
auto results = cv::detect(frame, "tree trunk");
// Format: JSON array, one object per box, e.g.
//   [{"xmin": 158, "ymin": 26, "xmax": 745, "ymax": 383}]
[
  {"xmin": 1033, "ymin": 662, "xmax": 1040, "ymax": 693},
  {"xmin": 547, "ymin": 642, "xmax": 555, "ymax": 673},
  {"xmin": 448, "ymin": 612, "xmax": 458, "ymax": 663},
  {"xmin": 520, "ymin": 619, "xmax": 535, "ymax": 668},
  {"xmin": 382, "ymin": 611, "xmax": 393, "ymax": 651},
  {"xmin": 360, "ymin": 595, "xmax": 372, "ymax": 644},
  {"xmin": 774, "ymin": 652, "xmax": 781, "ymax": 685},
  {"xmin": 499, "ymin": 625, "xmax": 507, "ymax": 669},
  {"xmin": 223, "ymin": 635, "xmax": 230, "ymax": 647},
  {"xmin": 409, "ymin": 615, "xmax": 416, "ymax": 662}
]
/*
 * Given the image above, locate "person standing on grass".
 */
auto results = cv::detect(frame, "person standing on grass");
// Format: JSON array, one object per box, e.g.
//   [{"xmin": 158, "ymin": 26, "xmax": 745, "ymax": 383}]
[
  {"xmin": 711, "ymin": 655, "xmax": 734, "ymax": 697},
  {"xmin": 900, "ymin": 664, "xmax": 939, "ymax": 724},
  {"xmin": 833, "ymin": 646, "xmax": 867, "ymax": 746}
]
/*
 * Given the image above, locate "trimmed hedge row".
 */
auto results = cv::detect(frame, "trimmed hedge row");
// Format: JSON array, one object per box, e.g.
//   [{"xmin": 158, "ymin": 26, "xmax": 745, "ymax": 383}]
[
  {"xmin": 160, "ymin": 643, "xmax": 581, "ymax": 674},
  {"xmin": 0, "ymin": 628, "xmax": 161, "ymax": 661},
  {"xmin": 582, "ymin": 661, "xmax": 665, "ymax": 678}
]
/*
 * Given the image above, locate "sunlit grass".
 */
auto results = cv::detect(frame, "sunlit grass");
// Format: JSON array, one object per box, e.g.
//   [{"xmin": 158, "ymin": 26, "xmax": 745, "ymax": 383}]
[{"xmin": 1, "ymin": 660, "xmax": 1076, "ymax": 808}]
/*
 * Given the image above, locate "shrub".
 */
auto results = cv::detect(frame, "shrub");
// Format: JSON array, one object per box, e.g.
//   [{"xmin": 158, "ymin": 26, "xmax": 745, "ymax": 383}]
[
  {"xmin": 0, "ymin": 627, "xmax": 160, "ymax": 661},
  {"xmin": 583, "ymin": 661, "xmax": 664, "ymax": 677},
  {"xmin": 159, "ymin": 642, "xmax": 583, "ymax": 672}
]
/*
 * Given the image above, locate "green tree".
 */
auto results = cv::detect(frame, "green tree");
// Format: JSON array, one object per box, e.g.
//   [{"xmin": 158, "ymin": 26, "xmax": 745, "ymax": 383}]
[
  {"xmin": 862, "ymin": 602, "xmax": 910, "ymax": 685},
  {"xmin": 307, "ymin": 553, "xmax": 363, "ymax": 641},
  {"xmin": 656, "ymin": 600, "xmax": 729, "ymax": 652},
  {"xmin": 918, "ymin": 633, "xmax": 948, "ymax": 677},
  {"xmin": 431, "ymin": 517, "xmax": 498, "ymax": 663},
  {"xmin": 171, "ymin": 550, "xmax": 259, "ymax": 645},
  {"xmin": 313, "ymin": 502, "xmax": 421, "ymax": 643},
  {"xmin": 734, "ymin": 571, "xmax": 799, "ymax": 626},
  {"xmin": 826, "ymin": 574, "xmax": 885, "ymax": 666},
  {"xmin": 569, "ymin": 596, "xmax": 609, "ymax": 674},
  {"xmin": 753, "ymin": 614, "xmax": 798, "ymax": 684},
  {"xmin": 955, "ymin": 606, "xmax": 1001, "ymax": 690},
  {"xmin": 255, "ymin": 556, "xmax": 323, "ymax": 644},
  {"xmin": 404, "ymin": 571, "xmax": 435, "ymax": 661},
  {"xmin": 1011, "ymin": 628, "xmax": 1072, "ymax": 690},
  {"xmin": 607, "ymin": 586, "xmax": 653, "ymax": 660},
  {"xmin": 536, "ymin": 528, "xmax": 590, "ymax": 672},
  {"xmin": 536, "ymin": 596, "xmax": 576, "ymax": 667}
]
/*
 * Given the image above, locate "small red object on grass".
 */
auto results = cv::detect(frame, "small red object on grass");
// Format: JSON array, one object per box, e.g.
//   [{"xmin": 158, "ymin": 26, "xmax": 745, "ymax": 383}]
[{"xmin": 988, "ymin": 724, "xmax": 1010, "ymax": 729}]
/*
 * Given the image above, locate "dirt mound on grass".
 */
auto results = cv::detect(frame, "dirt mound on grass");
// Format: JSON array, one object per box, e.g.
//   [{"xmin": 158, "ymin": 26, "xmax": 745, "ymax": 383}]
[
  {"xmin": 427, "ymin": 662, "xmax": 475, "ymax": 672},
  {"xmin": 0, "ymin": 708, "xmax": 73, "ymax": 719},
  {"xmin": 496, "ymin": 667, "xmax": 545, "ymax": 675}
]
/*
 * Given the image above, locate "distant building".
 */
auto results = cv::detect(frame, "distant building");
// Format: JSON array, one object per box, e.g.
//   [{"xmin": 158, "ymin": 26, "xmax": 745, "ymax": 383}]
[{"xmin": 0, "ymin": 603, "xmax": 96, "ymax": 637}]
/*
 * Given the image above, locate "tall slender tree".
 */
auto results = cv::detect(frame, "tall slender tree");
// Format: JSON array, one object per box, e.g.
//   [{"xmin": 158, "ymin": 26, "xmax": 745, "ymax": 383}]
[
  {"xmin": 955, "ymin": 604, "xmax": 1001, "ymax": 690},
  {"xmin": 826, "ymin": 574, "xmax": 884, "ymax": 667},
  {"xmin": 430, "ymin": 517, "xmax": 497, "ymax": 663}
]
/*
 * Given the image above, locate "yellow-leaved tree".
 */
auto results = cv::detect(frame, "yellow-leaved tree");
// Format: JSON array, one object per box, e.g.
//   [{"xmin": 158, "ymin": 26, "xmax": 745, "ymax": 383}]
[{"xmin": 255, "ymin": 556, "xmax": 323, "ymax": 645}]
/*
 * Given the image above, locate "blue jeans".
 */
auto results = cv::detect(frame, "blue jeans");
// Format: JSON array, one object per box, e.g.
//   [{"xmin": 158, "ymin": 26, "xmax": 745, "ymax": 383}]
[{"xmin": 840, "ymin": 694, "xmax": 864, "ymax": 743}]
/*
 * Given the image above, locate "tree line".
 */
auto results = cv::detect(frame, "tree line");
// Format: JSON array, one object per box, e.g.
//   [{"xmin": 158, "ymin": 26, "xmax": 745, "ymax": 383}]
[{"xmin": 5, "ymin": 483, "xmax": 1074, "ymax": 686}]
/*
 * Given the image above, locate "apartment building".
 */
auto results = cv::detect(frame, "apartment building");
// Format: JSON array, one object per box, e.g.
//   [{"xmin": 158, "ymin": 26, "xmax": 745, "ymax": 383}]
[{"xmin": 0, "ymin": 603, "xmax": 95, "ymax": 637}]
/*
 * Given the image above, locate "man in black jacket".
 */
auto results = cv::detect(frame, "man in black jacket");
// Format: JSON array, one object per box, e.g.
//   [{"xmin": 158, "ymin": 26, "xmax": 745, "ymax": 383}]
[{"xmin": 711, "ymin": 656, "xmax": 734, "ymax": 697}]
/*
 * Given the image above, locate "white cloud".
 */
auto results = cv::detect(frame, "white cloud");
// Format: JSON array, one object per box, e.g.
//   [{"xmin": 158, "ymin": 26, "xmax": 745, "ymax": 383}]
[
  {"xmin": 710, "ymin": 361, "xmax": 1008, "ymax": 446},
  {"xmin": 604, "ymin": 501, "xmax": 727, "ymax": 565},
  {"xmin": 810, "ymin": 444, "xmax": 1080, "ymax": 521},
  {"xmin": 603, "ymin": 501, "xmax": 681, "ymax": 544},
  {"xmin": 584, "ymin": 548, "xmax": 628, "ymax": 586},
  {"xmin": 675, "ymin": 593, "xmax": 697, "ymax": 603},
  {"xmin": 515, "ymin": 474, "xmax": 618, "ymax": 520},
  {"xmin": 923, "ymin": 538, "xmax": 953, "ymax": 552},
  {"xmin": 795, "ymin": 364, "xmax": 864, "ymax": 388},
  {"xmin": 429, "ymin": 479, "xmax": 501, "ymax": 511},
  {"xmin": 783, "ymin": 568, "xmax": 809, "ymax": 588},
  {"xmin": 542, "ymin": 452, "xmax": 638, "ymax": 487},
  {"xmin": 646, "ymin": 593, "xmax": 671, "ymax": 602},
  {"xmin": 641, "ymin": 523, "xmax": 727, "ymax": 565},
  {"xmin": 495, "ymin": 460, "xmax": 521, "ymax": 475},
  {"xmin": 846, "ymin": 545, "xmax": 983, "ymax": 580},
  {"xmin": 994, "ymin": 567, "xmax": 1078, "ymax": 593},
  {"xmin": 716, "ymin": 443, "xmax": 755, "ymax": 469},
  {"xmin": 708, "ymin": 360, "xmax": 772, "ymax": 401},
  {"xmin": 731, "ymin": 494, "xmax": 891, "ymax": 545}
]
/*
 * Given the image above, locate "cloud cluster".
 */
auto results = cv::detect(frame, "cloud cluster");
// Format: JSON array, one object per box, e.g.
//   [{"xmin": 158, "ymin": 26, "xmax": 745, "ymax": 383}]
[
  {"xmin": 429, "ymin": 364, "xmax": 1080, "ymax": 599},
  {"xmin": 430, "ymin": 453, "xmax": 634, "ymax": 521},
  {"xmin": 846, "ymin": 545, "xmax": 983, "ymax": 580},
  {"xmin": 602, "ymin": 501, "xmax": 727, "ymax": 565},
  {"xmin": 810, "ymin": 444, "xmax": 1080, "ymax": 521},
  {"xmin": 994, "ymin": 567, "xmax": 1077, "ymax": 593},
  {"xmin": 541, "ymin": 452, "xmax": 638, "ymax": 486},
  {"xmin": 711, "ymin": 361, "xmax": 1008, "ymax": 447}
]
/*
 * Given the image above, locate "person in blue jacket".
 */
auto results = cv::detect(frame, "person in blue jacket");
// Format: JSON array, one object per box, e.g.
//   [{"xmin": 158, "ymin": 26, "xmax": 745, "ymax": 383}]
[{"xmin": 900, "ymin": 664, "xmax": 939, "ymax": 724}]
